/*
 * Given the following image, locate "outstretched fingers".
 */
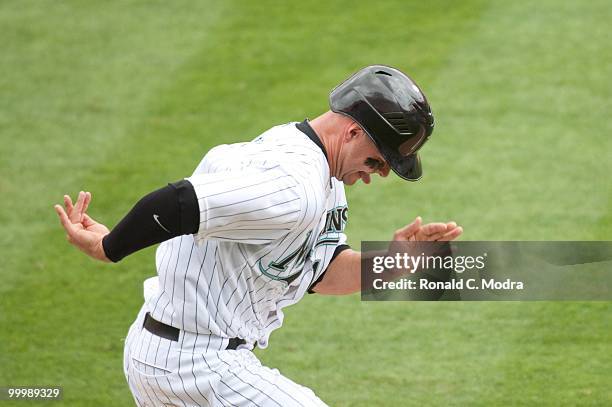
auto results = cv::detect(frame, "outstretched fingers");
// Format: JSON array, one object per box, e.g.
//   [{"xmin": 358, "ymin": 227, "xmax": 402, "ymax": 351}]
[
  {"xmin": 420, "ymin": 222, "xmax": 448, "ymax": 236},
  {"xmin": 82, "ymin": 191, "xmax": 91, "ymax": 215},
  {"xmin": 73, "ymin": 191, "xmax": 86, "ymax": 222},
  {"xmin": 63, "ymin": 195, "xmax": 74, "ymax": 213},
  {"xmin": 54, "ymin": 204, "xmax": 77, "ymax": 240},
  {"xmin": 394, "ymin": 216, "xmax": 422, "ymax": 240},
  {"xmin": 439, "ymin": 226, "xmax": 463, "ymax": 241},
  {"xmin": 417, "ymin": 222, "xmax": 463, "ymax": 241},
  {"xmin": 64, "ymin": 191, "xmax": 91, "ymax": 223}
]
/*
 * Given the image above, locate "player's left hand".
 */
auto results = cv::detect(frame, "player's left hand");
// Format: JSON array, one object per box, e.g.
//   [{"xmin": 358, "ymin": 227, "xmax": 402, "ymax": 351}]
[{"xmin": 393, "ymin": 216, "xmax": 463, "ymax": 241}]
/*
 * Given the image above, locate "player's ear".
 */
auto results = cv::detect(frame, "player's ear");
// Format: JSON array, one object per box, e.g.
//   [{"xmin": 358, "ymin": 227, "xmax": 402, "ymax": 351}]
[{"xmin": 346, "ymin": 122, "xmax": 362, "ymax": 141}]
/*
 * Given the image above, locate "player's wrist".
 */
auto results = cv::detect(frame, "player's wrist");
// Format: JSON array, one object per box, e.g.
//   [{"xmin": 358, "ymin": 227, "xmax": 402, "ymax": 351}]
[{"xmin": 96, "ymin": 234, "xmax": 112, "ymax": 263}]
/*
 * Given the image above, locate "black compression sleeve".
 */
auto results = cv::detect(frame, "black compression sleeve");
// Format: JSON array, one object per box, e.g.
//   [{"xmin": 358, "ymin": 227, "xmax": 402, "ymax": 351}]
[{"xmin": 102, "ymin": 180, "xmax": 199, "ymax": 262}]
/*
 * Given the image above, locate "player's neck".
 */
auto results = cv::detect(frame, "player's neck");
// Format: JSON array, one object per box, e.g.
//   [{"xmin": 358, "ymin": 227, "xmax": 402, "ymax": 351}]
[{"xmin": 310, "ymin": 113, "xmax": 344, "ymax": 179}]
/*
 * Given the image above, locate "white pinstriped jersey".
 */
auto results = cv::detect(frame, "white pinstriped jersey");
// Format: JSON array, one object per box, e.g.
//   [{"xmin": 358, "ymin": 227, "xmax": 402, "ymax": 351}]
[{"xmin": 145, "ymin": 122, "xmax": 348, "ymax": 348}]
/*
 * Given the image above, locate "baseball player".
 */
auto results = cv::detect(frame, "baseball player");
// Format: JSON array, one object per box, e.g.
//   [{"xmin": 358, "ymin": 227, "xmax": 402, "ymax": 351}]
[{"xmin": 55, "ymin": 65, "xmax": 463, "ymax": 406}]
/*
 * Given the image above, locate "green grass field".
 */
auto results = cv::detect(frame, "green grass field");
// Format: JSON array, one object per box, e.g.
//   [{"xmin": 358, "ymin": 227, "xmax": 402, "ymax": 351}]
[{"xmin": 1, "ymin": 0, "xmax": 610, "ymax": 405}]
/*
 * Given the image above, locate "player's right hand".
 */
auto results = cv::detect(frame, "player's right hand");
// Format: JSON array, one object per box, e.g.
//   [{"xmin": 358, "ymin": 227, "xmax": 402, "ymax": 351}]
[
  {"xmin": 54, "ymin": 191, "xmax": 111, "ymax": 262},
  {"xmin": 393, "ymin": 216, "xmax": 463, "ymax": 242}
]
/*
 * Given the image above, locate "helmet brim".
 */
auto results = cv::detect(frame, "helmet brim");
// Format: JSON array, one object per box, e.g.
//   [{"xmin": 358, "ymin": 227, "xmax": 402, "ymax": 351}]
[{"xmin": 379, "ymin": 145, "xmax": 423, "ymax": 181}]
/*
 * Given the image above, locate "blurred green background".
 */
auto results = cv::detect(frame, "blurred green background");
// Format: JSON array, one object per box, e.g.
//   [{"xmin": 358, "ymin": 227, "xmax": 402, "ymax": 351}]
[{"xmin": 1, "ymin": 0, "xmax": 610, "ymax": 405}]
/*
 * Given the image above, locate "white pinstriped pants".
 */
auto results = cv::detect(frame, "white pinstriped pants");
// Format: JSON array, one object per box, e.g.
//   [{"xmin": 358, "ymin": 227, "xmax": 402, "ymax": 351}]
[{"xmin": 123, "ymin": 304, "xmax": 327, "ymax": 407}]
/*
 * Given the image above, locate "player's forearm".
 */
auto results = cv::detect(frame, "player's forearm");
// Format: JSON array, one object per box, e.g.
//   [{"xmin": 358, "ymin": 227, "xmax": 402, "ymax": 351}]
[
  {"xmin": 312, "ymin": 249, "xmax": 362, "ymax": 295},
  {"xmin": 315, "ymin": 246, "xmax": 440, "ymax": 295},
  {"xmin": 102, "ymin": 180, "xmax": 199, "ymax": 262}
]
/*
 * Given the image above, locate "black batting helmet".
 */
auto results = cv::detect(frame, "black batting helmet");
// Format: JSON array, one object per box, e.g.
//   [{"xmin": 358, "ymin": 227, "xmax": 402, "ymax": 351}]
[{"xmin": 329, "ymin": 65, "xmax": 434, "ymax": 181}]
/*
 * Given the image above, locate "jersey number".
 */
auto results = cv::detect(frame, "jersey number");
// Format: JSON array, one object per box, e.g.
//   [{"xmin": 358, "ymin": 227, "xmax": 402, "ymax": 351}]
[{"xmin": 258, "ymin": 231, "xmax": 312, "ymax": 279}]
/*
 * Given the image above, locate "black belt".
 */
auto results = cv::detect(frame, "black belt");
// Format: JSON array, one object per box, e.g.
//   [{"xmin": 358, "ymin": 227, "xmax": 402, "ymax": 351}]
[{"xmin": 143, "ymin": 312, "xmax": 246, "ymax": 350}]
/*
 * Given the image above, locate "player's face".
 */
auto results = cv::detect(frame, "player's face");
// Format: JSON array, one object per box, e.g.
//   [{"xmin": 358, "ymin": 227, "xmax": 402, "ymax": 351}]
[{"xmin": 341, "ymin": 130, "xmax": 390, "ymax": 185}]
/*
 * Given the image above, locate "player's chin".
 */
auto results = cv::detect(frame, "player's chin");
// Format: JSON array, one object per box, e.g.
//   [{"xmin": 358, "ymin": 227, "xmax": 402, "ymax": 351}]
[
  {"xmin": 342, "ymin": 173, "xmax": 358, "ymax": 185},
  {"xmin": 360, "ymin": 172, "xmax": 372, "ymax": 184},
  {"xmin": 343, "ymin": 172, "xmax": 370, "ymax": 185}
]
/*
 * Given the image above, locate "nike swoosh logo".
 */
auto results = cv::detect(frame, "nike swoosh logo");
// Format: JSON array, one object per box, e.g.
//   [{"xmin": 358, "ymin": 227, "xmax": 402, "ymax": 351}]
[{"xmin": 153, "ymin": 214, "xmax": 171, "ymax": 233}]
